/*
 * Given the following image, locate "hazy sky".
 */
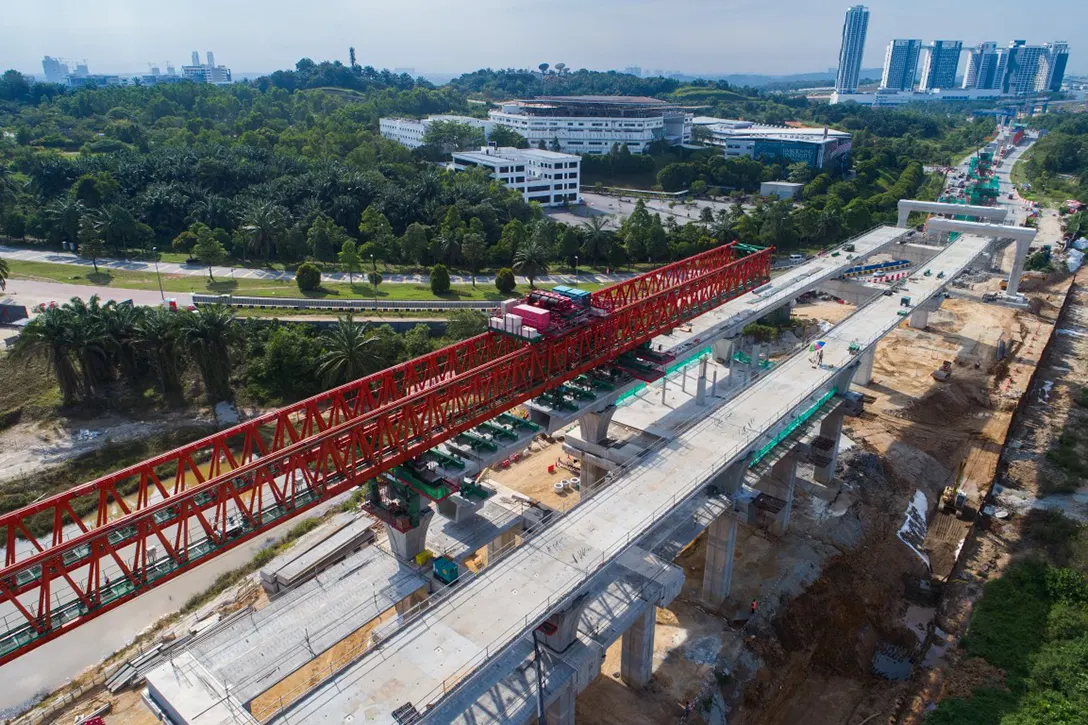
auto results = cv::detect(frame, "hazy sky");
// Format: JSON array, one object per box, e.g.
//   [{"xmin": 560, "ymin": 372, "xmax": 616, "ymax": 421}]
[{"xmin": 1, "ymin": 0, "xmax": 1083, "ymax": 77}]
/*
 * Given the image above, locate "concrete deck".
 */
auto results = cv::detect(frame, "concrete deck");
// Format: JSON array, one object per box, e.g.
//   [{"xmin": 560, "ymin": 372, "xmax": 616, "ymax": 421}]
[
  {"xmin": 258, "ymin": 512, "xmax": 375, "ymax": 595},
  {"xmin": 270, "ymin": 233, "xmax": 989, "ymax": 724},
  {"xmin": 149, "ymin": 544, "xmax": 427, "ymax": 710}
]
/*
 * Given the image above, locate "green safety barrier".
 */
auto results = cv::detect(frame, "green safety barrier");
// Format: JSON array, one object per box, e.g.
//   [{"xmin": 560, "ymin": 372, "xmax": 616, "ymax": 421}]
[{"xmin": 749, "ymin": 388, "xmax": 837, "ymax": 468}]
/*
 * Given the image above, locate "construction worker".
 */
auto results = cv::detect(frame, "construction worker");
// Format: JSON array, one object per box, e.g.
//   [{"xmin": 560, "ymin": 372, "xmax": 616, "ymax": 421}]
[{"xmin": 750, "ymin": 599, "xmax": 758, "ymax": 616}]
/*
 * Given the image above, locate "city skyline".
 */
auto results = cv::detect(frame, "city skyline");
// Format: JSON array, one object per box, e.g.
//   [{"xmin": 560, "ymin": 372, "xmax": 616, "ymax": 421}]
[{"xmin": 1, "ymin": 0, "xmax": 1084, "ymax": 79}]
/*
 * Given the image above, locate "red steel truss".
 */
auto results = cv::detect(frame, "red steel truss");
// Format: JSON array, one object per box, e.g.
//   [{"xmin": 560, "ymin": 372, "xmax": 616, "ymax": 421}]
[{"xmin": 0, "ymin": 243, "xmax": 770, "ymax": 665}]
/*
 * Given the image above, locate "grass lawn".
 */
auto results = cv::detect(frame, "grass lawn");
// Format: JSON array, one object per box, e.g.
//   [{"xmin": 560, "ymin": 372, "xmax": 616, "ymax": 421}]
[
  {"xmin": 1011, "ymin": 155, "xmax": 1072, "ymax": 209},
  {"xmin": 7, "ymin": 259, "xmax": 604, "ymax": 302}
]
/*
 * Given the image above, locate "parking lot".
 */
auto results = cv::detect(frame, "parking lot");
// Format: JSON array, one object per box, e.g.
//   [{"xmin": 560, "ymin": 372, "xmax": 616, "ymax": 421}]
[{"xmin": 546, "ymin": 191, "xmax": 751, "ymax": 228}]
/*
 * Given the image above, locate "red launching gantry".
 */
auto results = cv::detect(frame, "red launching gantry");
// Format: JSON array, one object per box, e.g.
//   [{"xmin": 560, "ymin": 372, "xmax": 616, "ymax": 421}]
[{"xmin": 0, "ymin": 242, "xmax": 771, "ymax": 665}]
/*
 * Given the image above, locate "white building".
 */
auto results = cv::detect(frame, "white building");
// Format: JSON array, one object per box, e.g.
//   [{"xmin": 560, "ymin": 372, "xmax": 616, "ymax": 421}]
[
  {"xmin": 182, "ymin": 51, "xmax": 232, "ymax": 85},
  {"xmin": 693, "ymin": 118, "xmax": 852, "ymax": 169},
  {"xmin": 835, "ymin": 5, "xmax": 870, "ymax": 93},
  {"xmin": 379, "ymin": 115, "xmax": 496, "ymax": 150},
  {"xmin": 450, "ymin": 146, "xmax": 581, "ymax": 207},
  {"xmin": 760, "ymin": 181, "xmax": 804, "ymax": 200},
  {"xmin": 831, "ymin": 88, "xmax": 1005, "ymax": 105},
  {"xmin": 487, "ymin": 96, "xmax": 692, "ymax": 155}
]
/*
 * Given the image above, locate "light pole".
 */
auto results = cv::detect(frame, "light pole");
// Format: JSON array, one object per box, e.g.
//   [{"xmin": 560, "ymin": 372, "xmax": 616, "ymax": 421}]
[
  {"xmin": 573, "ymin": 254, "xmax": 578, "ymax": 279},
  {"xmin": 370, "ymin": 254, "xmax": 377, "ymax": 308},
  {"xmin": 151, "ymin": 247, "xmax": 165, "ymax": 301}
]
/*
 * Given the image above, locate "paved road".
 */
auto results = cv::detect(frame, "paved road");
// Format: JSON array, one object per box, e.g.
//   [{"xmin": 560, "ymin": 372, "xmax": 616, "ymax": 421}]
[
  {"xmin": 0, "ymin": 278, "xmax": 190, "ymax": 310},
  {"xmin": 0, "ymin": 245, "xmax": 632, "ymax": 288}
]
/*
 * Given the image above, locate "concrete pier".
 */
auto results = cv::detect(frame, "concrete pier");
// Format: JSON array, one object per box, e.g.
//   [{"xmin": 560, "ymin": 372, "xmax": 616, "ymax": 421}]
[
  {"xmin": 712, "ymin": 336, "xmax": 736, "ymax": 365},
  {"xmin": 771, "ymin": 454, "xmax": 797, "ymax": 536},
  {"xmin": 1007, "ymin": 236, "xmax": 1032, "ymax": 298},
  {"xmin": 385, "ymin": 509, "xmax": 434, "ymax": 561},
  {"xmin": 908, "ymin": 293, "xmax": 943, "ymax": 330},
  {"xmin": 695, "ymin": 356, "xmax": 709, "ymax": 406},
  {"xmin": 702, "ymin": 513, "xmax": 739, "ymax": 607},
  {"xmin": 812, "ymin": 410, "xmax": 844, "ymax": 485},
  {"xmin": 854, "ymin": 347, "xmax": 875, "ymax": 386},
  {"xmin": 539, "ymin": 593, "xmax": 591, "ymax": 652},
  {"xmin": 579, "ymin": 406, "xmax": 617, "ymax": 494},
  {"xmin": 620, "ymin": 604, "xmax": 656, "ymax": 689},
  {"xmin": 544, "ymin": 679, "xmax": 577, "ymax": 725},
  {"xmin": 578, "ymin": 406, "xmax": 616, "ymax": 444}
]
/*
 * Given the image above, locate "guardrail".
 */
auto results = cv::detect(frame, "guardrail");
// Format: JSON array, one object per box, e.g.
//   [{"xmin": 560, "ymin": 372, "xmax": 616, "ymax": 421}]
[{"xmin": 191, "ymin": 294, "xmax": 499, "ymax": 312}]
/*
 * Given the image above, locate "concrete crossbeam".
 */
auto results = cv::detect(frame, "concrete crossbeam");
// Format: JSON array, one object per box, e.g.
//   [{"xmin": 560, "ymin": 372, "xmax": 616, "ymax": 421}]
[
  {"xmin": 819, "ymin": 277, "xmax": 885, "ymax": 305},
  {"xmin": 896, "ymin": 199, "xmax": 1008, "ymax": 227}
]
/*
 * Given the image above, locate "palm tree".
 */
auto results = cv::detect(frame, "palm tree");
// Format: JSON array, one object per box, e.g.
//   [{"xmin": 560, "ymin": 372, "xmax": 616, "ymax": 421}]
[
  {"xmin": 435, "ymin": 232, "xmax": 460, "ymax": 266},
  {"xmin": 46, "ymin": 197, "xmax": 85, "ymax": 246},
  {"xmin": 137, "ymin": 307, "xmax": 185, "ymax": 397},
  {"xmin": 91, "ymin": 205, "xmax": 137, "ymax": 254},
  {"xmin": 0, "ymin": 256, "xmax": 8, "ymax": 291},
  {"xmin": 711, "ymin": 210, "xmax": 733, "ymax": 243},
  {"xmin": 241, "ymin": 201, "xmax": 288, "ymax": 262},
  {"xmin": 64, "ymin": 296, "xmax": 114, "ymax": 396},
  {"xmin": 580, "ymin": 216, "xmax": 612, "ymax": 262},
  {"xmin": 316, "ymin": 315, "xmax": 383, "ymax": 388},
  {"xmin": 513, "ymin": 232, "xmax": 552, "ymax": 289},
  {"xmin": 100, "ymin": 300, "xmax": 145, "ymax": 384},
  {"xmin": 181, "ymin": 305, "xmax": 236, "ymax": 402},
  {"xmin": 14, "ymin": 306, "xmax": 82, "ymax": 404}
]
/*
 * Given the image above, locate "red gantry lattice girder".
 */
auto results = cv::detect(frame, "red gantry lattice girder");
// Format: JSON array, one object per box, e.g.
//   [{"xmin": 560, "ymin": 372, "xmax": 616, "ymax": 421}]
[{"xmin": 0, "ymin": 243, "xmax": 770, "ymax": 665}]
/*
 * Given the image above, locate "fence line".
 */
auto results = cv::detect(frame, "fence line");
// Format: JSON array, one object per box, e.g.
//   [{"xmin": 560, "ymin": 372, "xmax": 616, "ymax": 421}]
[{"xmin": 192, "ymin": 294, "xmax": 499, "ymax": 312}]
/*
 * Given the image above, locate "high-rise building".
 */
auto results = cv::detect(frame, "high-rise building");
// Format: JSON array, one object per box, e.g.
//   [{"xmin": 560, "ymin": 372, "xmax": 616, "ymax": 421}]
[
  {"xmin": 835, "ymin": 5, "xmax": 870, "ymax": 93},
  {"xmin": 206, "ymin": 51, "xmax": 215, "ymax": 68},
  {"xmin": 1039, "ymin": 41, "xmax": 1070, "ymax": 92},
  {"xmin": 1000, "ymin": 40, "xmax": 1046, "ymax": 95},
  {"xmin": 191, "ymin": 51, "xmax": 200, "ymax": 66},
  {"xmin": 624, "ymin": 66, "xmax": 642, "ymax": 77},
  {"xmin": 963, "ymin": 42, "xmax": 999, "ymax": 89},
  {"xmin": 41, "ymin": 56, "xmax": 69, "ymax": 84},
  {"xmin": 881, "ymin": 39, "xmax": 921, "ymax": 91},
  {"xmin": 918, "ymin": 40, "xmax": 962, "ymax": 91}
]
